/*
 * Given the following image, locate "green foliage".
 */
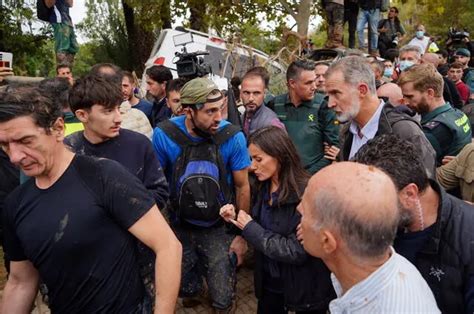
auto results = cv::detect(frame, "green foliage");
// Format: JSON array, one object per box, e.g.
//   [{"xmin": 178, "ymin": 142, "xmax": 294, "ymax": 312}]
[
  {"xmin": 392, "ymin": 0, "xmax": 474, "ymax": 46},
  {"xmin": 0, "ymin": 0, "xmax": 54, "ymax": 76}
]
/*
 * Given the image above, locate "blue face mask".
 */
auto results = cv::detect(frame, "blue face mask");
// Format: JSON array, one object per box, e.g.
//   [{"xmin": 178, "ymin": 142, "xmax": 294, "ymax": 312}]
[
  {"xmin": 384, "ymin": 67, "xmax": 394, "ymax": 78},
  {"xmin": 416, "ymin": 31, "xmax": 425, "ymax": 39},
  {"xmin": 399, "ymin": 60, "xmax": 414, "ymax": 72}
]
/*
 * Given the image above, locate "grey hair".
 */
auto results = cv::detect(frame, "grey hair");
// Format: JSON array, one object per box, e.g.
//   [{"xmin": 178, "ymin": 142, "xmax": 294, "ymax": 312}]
[
  {"xmin": 399, "ymin": 45, "xmax": 423, "ymax": 59},
  {"xmin": 312, "ymin": 187, "xmax": 399, "ymax": 259},
  {"xmin": 325, "ymin": 56, "xmax": 377, "ymax": 95}
]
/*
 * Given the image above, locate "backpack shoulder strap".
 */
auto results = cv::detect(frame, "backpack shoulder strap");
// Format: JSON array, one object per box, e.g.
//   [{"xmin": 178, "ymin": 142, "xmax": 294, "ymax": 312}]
[
  {"xmin": 213, "ymin": 124, "xmax": 242, "ymax": 146},
  {"xmin": 157, "ymin": 119, "xmax": 193, "ymax": 148}
]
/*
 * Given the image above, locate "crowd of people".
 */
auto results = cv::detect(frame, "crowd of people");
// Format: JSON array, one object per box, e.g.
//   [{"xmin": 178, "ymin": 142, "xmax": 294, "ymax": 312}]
[{"xmin": 2, "ymin": 6, "xmax": 474, "ymax": 313}]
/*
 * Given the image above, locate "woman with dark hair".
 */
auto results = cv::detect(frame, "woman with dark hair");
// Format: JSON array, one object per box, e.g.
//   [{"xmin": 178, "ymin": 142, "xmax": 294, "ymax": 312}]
[
  {"xmin": 377, "ymin": 6, "xmax": 406, "ymax": 58},
  {"xmin": 220, "ymin": 126, "xmax": 334, "ymax": 314}
]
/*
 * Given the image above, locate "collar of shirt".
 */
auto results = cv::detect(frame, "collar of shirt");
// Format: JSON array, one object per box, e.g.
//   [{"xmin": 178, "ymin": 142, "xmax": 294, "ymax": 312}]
[
  {"xmin": 329, "ymin": 247, "xmax": 398, "ymax": 312},
  {"xmin": 420, "ymin": 103, "xmax": 452, "ymax": 124},
  {"xmin": 284, "ymin": 93, "xmax": 314, "ymax": 108},
  {"xmin": 349, "ymin": 100, "xmax": 385, "ymax": 140}
]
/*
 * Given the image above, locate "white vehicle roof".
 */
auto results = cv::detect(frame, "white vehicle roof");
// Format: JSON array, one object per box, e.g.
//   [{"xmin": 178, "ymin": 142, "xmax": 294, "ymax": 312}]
[{"xmin": 141, "ymin": 28, "xmax": 286, "ymax": 93}]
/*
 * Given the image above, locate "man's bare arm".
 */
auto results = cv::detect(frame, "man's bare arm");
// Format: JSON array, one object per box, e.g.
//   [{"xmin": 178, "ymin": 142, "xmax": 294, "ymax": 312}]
[
  {"xmin": 233, "ymin": 168, "xmax": 250, "ymax": 213},
  {"xmin": 129, "ymin": 205, "xmax": 182, "ymax": 314},
  {"xmin": 1, "ymin": 260, "xmax": 39, "ymax": 313}
]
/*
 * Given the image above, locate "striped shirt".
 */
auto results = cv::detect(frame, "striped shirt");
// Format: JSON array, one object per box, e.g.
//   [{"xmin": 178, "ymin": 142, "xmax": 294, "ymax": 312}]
[{"xmin": 329, "ymin": 248, "xmax": 440, "ymax": 314}]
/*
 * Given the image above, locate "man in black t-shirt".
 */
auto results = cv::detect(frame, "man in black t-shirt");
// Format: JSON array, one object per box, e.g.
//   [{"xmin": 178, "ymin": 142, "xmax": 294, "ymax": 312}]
[
  {"xmin": 0, "ymin": 87, "xmax": 182, "ymax": 313},
  {"xmin": 66, "ymin": 74, "xmax": 170, "ymax": 300}
]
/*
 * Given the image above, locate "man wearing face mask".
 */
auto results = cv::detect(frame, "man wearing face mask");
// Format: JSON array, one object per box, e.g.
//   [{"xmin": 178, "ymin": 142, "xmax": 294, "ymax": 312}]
[
  {"xmin": 399, "ymin": 64, "xmax": 471, "ymax": 165},
  {"xmin": 407, "ymin": 25, "xmax": 431, "ymax": 54},
  {"xmin": 383, "ymin": 59, "xmax": 394, "ymax": 81},
  {"xmin": 354, "ymin": 134, "xmax": 474, "ymax": 314}
]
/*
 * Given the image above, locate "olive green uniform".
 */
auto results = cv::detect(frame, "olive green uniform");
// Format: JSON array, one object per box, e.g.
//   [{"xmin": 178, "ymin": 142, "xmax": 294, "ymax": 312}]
[
  {"xmin": 272, "ymin": 93, "xmax": 340, "ymax": 174},
  {"xmin": 421, "ymin": 103, "xmax": 472, "ymax": 166}
]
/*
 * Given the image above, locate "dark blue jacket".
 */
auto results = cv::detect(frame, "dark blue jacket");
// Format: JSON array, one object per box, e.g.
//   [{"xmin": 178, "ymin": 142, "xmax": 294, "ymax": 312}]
[
  {"xmin": 242, "ymin": 182, "xmax": 335, "ymax": 311},
  {"xmin": 395, "ymin": 181, "xmax": 474, "ymax": 313}
]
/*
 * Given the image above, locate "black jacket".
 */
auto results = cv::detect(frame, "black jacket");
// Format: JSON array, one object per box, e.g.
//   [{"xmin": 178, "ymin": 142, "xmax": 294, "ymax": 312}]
[
  {"xmin": 340, "ymin": 102, "xmax": 437, "ymax": 179},
  {"xmin": 242, "ymin": 183, "xmax": 335, "ymax": 311},
  {"xmin": 358, "ymin": 0, "xmax": 381, "ymax": 10},
  {"xmin": 395, "ymin": 181, "xmax": 474, "ymax": 313}
]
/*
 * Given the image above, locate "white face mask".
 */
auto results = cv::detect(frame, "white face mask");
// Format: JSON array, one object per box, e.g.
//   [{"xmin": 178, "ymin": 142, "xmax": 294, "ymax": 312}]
[{"xmin": 399, "ymin": 60, "xmax": 415, "ymax": 72}]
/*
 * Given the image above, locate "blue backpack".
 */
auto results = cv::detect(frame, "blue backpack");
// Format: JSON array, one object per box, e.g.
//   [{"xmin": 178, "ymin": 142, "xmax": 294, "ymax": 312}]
[{"xmin": 158, "ymin": 120, "xmax": 241, "ymax": 226}]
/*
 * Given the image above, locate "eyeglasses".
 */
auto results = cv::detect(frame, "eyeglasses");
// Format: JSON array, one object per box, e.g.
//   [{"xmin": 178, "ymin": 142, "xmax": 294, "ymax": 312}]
[{"xmin": 389, "ymin": 10, "xmax": 396, "ymax": 13}]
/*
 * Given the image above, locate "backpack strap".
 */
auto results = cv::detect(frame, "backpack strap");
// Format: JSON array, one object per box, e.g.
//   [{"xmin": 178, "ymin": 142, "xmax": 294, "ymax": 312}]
[
  {"xmin": 157, "ymin": 120, "xmax": 193, "ymax": 148},
  {"xmin": 213, "ymin": 124, "xmax": 242, "ymax": 146}
]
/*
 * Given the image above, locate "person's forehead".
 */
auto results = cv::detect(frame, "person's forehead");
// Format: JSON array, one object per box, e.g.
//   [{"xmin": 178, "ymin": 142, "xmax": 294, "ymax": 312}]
[
  {"xmin": 0, "ymin": 116, "xmax": 41, "ymax": 140},
  {"xmin": 203, "ymin": 98, "xmax": 224, "ymax": 109},
  {"xmin": 297, "ymin": 69, "xmax": 316, "ymax": 81},
  {"xmin": 401, "ymin": 51, "xmax": 417, "ymax": 58},
  {"xmin": 168, "ymin": 90, "xmax": 180, "ymax": 99},
  {"xmin": 242, "ymin": 76, "xmax": 265, "ymax": 88},
  {"xmin": 315, "ymin": 64, "xmax": 329, "ymax": 73}
]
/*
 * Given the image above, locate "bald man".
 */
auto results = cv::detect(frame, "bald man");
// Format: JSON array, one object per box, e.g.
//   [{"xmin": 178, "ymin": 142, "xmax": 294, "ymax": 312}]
[
  {"xmin": 297, "ymin": 162, "xmax": 440, "ymax": 313},
  {"xmin": 377, "ymin": 82, "xmax": 405, "ymax": 106},
  {"xmin": 422, "ymin": 53, "xmax": 463, "ymax": 109}
]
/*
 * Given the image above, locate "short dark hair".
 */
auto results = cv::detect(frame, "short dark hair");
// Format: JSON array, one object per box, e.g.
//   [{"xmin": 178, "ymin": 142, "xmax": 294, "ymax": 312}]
[
  {"xmin": 0, "ymin": 87, "xmax": 62, "ymax": 134},
  {"xmin": 69, "ymin": 75, "xmax": 123, "ymax": 113},
  {"xmin": 122, "ymin": 71, "xmax": 135, "ymax": 84},
  {"xmin": 248, "ymin": 126, "xmax": 310, "ymax": 203},
  {"xmin": 353, "ymin": 134, "xmax": 430, "ymax": 192},
  {"xmin": 166, "ymin": 78, "xmax": 186, "ymax": 98},
  {"xmin": 449, "ymin": 61, "xmax": 465, "ymax": 70},
  {"xmin": 245, "ymin": 66, "xmax": 270, "ymax": 88},
  {"xmin": 437, "ymin": 49, "xmax": 449, "ymax": 59},
  {"xmin": 146, "ymin": 65, "xmax": 172, "ymax": 84},
  {"xmin": 384, "ymin": 48, "xmax": 399, "ymax": 62},
  {"xmin": 286, "ymin": 60, "xmax": 315, "ymax": 82},
  {"xmin": 89, "ymin": 63, "xmax": 123, "ymax": 85},
  {"xmin": 56, "ymin": 63, "xmax": 71, "ymax": 74},
  {"xmin": 38, "ymin": 77, "xmax": 71, "ymax": 110},
  {"xmin": 371, "ymin": 60, "xmax": 385, "ymax": 74}
]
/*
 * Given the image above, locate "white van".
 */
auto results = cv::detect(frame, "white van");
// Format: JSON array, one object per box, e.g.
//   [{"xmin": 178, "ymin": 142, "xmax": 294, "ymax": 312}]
[{"xmin": 141, "ymin": 27, "xmax": 286, "ymax": 94}]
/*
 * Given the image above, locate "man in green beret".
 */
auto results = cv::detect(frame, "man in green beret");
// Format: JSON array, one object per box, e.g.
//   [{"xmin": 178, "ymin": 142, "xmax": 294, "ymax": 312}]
[{"xmin": 152, "ymin": 77, "xmax": 251, "ymax": 312}]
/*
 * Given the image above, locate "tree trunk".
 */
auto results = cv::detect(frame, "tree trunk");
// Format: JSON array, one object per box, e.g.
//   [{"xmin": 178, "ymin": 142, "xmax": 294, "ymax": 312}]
[
  {"xmin": 189, "ymin": 0, "xmax": 208, "ymax": 32},
  {"xmin": 160, "ymin": 0, "xmax": 172, "ymax": 29},
  {"xmin": 121, "ymin": 0, "xmax": 155, "ymax": 75},
  {"xmin": 296, "ymin": 0, "xmax": 312, "ymax": 37}
]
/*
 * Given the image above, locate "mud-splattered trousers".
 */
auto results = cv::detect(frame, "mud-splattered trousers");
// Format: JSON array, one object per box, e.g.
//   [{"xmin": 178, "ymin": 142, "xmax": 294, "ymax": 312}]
[{"xmin": 175, "ymin": 223, "xmax": 237, "ymax": 310}]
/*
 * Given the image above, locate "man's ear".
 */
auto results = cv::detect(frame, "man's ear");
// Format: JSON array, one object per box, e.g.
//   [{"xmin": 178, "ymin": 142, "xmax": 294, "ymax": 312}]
[
  {"xmin": 358, "ymin": 83, "xmax": 369, "ymax": 97},
  {"xmin": 399, "ymin": 183, "xmax": 419, "ymax": 209},
  {"xmin": 75, "ymin": 109, "xmax": 88, "ymax": 123},
  {"xmin": 321, "ymin": 229, "xmax": 338, "ymax": 255},
  {"xmin": 52, "ymin": 117, "xmax": 65, "ymax": 141}
]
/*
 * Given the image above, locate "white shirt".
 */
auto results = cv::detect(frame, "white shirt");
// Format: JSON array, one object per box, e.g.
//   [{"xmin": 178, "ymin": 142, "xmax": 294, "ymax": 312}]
[
  {"xmin": 408, "ymin": 36, "xmax": 431, "ymax": 54},
  {"xmin": 329, "ymin": 248, "xmax": 440, "ymax": 314},
  {"xmin": 348, "ymin": 100, "xmax": 384, "ymax": 160}
]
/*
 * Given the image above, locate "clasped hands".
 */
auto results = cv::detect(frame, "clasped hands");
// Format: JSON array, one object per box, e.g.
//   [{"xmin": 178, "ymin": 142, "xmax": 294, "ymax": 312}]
[{"xmin": 219, "ymin": 204, "xmax": 253, "ymax": 230}]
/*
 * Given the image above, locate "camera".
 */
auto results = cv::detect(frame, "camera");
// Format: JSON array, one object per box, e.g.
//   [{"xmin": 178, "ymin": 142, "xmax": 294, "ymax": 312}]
[
  {"xmin": 392, "ymin": 35, "xmax": 399, "ymax": 46},
  {"xmin": 448, "ymin": 27, "xmax": 470, "ymax": 44},
  {"xmin": 173, "ymin": 32, "xmax": 212, "ymax": 80},
  {"xmin": 175, "ymin": 49, "xmax": 212, "ymax": 79}
]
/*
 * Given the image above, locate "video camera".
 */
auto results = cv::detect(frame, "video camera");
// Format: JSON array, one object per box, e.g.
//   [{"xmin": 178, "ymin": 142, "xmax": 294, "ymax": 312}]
[
  {"xmin": 448, "ymin": 27, "xmax": 470, "ymax": 44},
  {"xmin": 173, "ymin": 32, "xmax": 212, "ymax": 80}
]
